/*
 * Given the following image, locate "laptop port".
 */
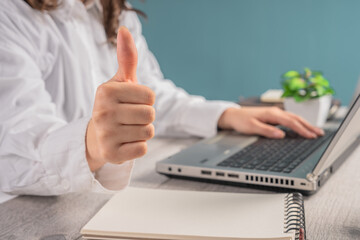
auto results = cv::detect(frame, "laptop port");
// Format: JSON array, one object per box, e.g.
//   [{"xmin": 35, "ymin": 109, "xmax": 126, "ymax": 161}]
[
  {"xmin": 216, "ymin": 172, "xmax": 225, "ymax": 177},
  {"xmin": 168, "ymin": 167, "xmax": 172, "ymax": 172},
  {"xmin": 201, "ymin": 170, "xmax": 211, "ymax": 175},
  {"xmin": 227, "ymin": 173, "xmax": 239, "ymax": 178},
  {"xmin": 178, "ymin": 168, "xmax": 182, "ymax": 173}
]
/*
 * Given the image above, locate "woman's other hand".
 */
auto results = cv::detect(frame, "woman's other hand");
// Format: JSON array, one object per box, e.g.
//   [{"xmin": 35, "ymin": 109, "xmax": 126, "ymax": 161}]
[
  {"xmin": 86, "ymin": 27, "xmax": 155, "ymax": 172},
  {"xmin": 217, "ymin": 106, "xmax": 324, "ymax": 139}
]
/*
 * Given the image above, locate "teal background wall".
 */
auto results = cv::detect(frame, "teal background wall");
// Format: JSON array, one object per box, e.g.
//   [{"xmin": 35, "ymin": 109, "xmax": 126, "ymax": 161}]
[{"xmin": 132, "ymin": 0, "xmax": 360, "ymax": 105}]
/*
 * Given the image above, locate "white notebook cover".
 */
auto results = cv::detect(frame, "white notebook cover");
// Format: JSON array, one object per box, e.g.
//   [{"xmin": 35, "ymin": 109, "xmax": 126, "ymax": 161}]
[{"xmin": 81, "ymin": 188, "xmax": 295, "ymax": 240}]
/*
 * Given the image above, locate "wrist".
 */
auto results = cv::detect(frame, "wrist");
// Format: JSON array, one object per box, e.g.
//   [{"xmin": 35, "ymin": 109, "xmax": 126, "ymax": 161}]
[{"xmin": 217, "ymin": 107, "xmax": 237, "ymax": 130}]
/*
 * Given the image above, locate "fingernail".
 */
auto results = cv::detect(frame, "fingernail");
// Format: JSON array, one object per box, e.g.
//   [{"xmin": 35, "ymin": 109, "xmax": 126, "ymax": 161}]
[{"xmin": 273, "ymin": 131, "xmax": 285, "ymax": 138}]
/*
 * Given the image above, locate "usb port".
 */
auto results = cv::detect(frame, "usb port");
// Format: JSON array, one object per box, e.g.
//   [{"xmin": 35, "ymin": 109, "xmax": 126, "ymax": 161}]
[
  {"xmin": 228, "ymin": 173, "xmax": 239, "ymax": 178},
  {"xmin": 201, "ymin": 170, "xmax": 212, "ymax": 175},
  {"xmin": 216, "ymin": 172, "xmax": 225, "ymax": 177},
  {"xmin": 300, "ymin": 182, "xmax": 306, "ymax": 186}
]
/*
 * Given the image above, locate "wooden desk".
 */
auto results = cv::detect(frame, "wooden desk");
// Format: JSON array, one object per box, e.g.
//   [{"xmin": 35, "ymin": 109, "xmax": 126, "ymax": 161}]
[{"xmin": 1, "ymin": 136, "xmax": 359, "ymax": 240}]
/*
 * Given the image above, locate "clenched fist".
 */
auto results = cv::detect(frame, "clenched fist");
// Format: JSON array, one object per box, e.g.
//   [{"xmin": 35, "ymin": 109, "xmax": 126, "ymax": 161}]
[{"xmin": 86, "ymin": 27, "xmax": 155, "ymax": 172}]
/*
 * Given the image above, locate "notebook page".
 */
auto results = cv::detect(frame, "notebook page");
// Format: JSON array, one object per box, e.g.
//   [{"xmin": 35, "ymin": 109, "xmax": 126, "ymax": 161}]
[{"xmin": 82, "ymin": 188, "xmax": 294, "ymax": 240}]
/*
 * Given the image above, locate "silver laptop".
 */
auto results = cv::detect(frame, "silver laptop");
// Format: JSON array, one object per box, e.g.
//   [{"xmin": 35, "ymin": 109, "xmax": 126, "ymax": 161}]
[{"xmin": 157, "ymin": 94, "xmax": 360, "ymax": 193}]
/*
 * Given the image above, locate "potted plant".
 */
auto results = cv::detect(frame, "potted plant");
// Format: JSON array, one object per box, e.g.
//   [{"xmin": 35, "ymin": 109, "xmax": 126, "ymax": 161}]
[{"xmin": 281, "ymin": 68, "xmax": 335, "ymax": 127}]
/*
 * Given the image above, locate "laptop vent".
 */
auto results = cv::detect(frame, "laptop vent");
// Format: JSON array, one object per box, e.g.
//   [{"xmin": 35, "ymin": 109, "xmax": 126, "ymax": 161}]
[{"xmin": 245, "ymin": 175, "xmax": 294, "ymax": 186}]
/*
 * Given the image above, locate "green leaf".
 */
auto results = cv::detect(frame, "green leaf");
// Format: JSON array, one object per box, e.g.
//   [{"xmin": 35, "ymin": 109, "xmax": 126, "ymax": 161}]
[
  {"xmin": 282, "ymin": 70, "xmax": 300, "ymax": 79},
  {"xmin": 315, "ymin": 86, "xmax": 325, "ymax": 96},
  {"xmin": 310, "ymin": 75, "xmax": 329, "ymax": 87},
  {"xmin": 281, "ymin": 90, "xmax": 293, "ymax": 98},
  {"xmin": 288, "ymin": 77, "xmax": 307, "ymax": 90},
  {"xmin": 325, "ymin": 88, "xmax": 335, "ymax": 95}
]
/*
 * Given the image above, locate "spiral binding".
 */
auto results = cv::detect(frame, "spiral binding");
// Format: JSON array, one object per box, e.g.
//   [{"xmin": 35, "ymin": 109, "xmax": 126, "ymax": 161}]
[{"xmin": 284, "ymin": 192, "xmax": 306, "ymax": 240}]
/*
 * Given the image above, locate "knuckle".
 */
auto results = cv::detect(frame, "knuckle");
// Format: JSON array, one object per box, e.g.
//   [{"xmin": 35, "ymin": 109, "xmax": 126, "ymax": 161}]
[
  {"xmin": 248, "ymin": 119, "xmax": 258, "ymax": 127},
  {"xmin": 92, "ymin": 113, "xmax": 102, "ymax": 125},
  {"xmin": 143, "ymin": 124, "xmax": 155, "ymax": 139},
  {"xmin": 93, "ymin": 110, "xmax": 111, "ymax": 124},
  {"xmin": 143, "ymin": 87, "xmax": 156, "ymax": 105},
  {"xmin": 97, "ymin": 130, "xmax": 111, "ymax": 141},
  {"xmin": 96, "ymin": 83, "xmax": 113, "ymax": 98},
  {"xmin": 134, "ymin": 142, "xmax": 147, "ymax": 157},
  {"xmin": 142, "ymin": 106, "xmax": 155, "ymax": 123},
  {"xmin": 269, "ymin": 106, "xmax": 281, "ymax": 114}
]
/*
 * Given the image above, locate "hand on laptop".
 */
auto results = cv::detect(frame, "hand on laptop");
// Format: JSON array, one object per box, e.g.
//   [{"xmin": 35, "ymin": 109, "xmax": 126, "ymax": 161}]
[{"xmin": 217, "ymin": 106, "xmax": 324, "ymax": 139}]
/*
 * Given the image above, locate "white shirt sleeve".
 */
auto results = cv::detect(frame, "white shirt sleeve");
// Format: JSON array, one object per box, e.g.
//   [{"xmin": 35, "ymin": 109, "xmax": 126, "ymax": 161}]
[
  {"xmin": 0, "ymin": 7, "xmax": 132, "ymax": 196},
  {"xmin": 120, "ymin": 11, "xmax": 240, "ymax": 138}
]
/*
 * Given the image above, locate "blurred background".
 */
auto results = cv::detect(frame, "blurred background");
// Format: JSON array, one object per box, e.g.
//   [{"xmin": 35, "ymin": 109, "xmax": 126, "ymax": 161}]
[{"xmin": 132, "ymin": 0, "xmax": 360, "ymax": 105}]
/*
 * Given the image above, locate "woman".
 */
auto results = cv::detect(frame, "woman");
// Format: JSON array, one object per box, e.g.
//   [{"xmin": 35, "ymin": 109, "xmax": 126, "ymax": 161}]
[{"xmin": 0, "ymin": 0, "xmax": 323, "ymax": 197}]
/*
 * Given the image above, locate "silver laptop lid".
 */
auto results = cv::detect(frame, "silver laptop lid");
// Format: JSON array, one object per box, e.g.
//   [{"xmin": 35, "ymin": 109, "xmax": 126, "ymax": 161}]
[{"xmin": 312, "ymin": 94, "xmax": 360, "ymax": 176}]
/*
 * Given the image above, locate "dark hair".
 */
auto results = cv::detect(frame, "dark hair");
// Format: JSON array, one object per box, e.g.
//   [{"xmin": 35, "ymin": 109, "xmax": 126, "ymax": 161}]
[{"xmin": 24, "ymin": 0, "xmax": 146, "ymax": 46}]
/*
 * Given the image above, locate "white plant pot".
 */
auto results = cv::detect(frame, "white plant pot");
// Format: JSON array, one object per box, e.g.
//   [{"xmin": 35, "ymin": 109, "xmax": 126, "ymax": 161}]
[{"xmin": 283, "ymin": 95, "xmax": 332, "ymax": 127}]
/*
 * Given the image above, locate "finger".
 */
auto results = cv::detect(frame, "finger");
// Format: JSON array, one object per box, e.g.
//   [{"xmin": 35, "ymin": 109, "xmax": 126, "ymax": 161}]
[
  {"xmin": 276, "ymin": 115, "xmax": 317, "ymax": 138},
  {"xmin": 95, "ymin": 104, "xmax": 155, "ymax": 126},
  {"xmin": 96, "ymin": 124, "xmax": 154, "ymax": 147},
  {"xmin": 117, "ymin": 104, "xmax": 156, "ymax": 125},
  {"xmin": 115, "ymin": 26, "xmax": 138, "ymax": 83},
  {"xmin": 116, "ymin": 124, "xmax": 155, "ymax": 143},
  {"xmin": 100, "ymin": 141, "xmax": 148, "ymax": 164},
  {"xmin": 262, "ymin": 109, "xmax": 318, "ymax": 138},
  {"xmin": 287, "ymin": 112, "xmax": 325, "ymax": 136},
  {"xmin": 116, "ymin": 141, "xmax": 148, "ymax": 163},
  {"xmin": 250, "ymin": 120, "xmax": 285, "ymax": 139},
  {"xmin": 96, "ymin": 82, "xmax": 155, "ymax": 106}
]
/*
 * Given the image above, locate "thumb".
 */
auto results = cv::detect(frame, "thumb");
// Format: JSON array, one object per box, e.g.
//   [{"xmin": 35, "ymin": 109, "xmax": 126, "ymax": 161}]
[{"xmin": 115, "ymin": 26, "xmax": 138, "ymax": 83}]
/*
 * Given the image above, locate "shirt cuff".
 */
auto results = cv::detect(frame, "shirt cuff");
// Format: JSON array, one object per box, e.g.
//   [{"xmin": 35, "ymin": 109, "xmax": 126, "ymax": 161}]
[
  {"xmin": 92, "ymin": 161, "xmax": 134, "ymax": 192},
  {"xmin": 180, "ymin": 100, "xmax": 240, "ymax": 138},
  {"xmin": 39, "ymin": 117, "xmax": 133, "ymax": 195}
]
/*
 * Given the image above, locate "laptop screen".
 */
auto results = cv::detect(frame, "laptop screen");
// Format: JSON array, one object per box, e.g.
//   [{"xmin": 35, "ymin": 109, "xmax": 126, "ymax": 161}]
[{"xmin": 312, "ymin": 94, "xmax": 360, "ymax": 176}]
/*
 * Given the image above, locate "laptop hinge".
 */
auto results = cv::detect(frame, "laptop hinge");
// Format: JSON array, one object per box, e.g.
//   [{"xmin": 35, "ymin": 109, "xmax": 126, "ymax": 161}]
[{"xmin": 306, "ymin": 173, "xmax": 317, "ymax": 182}]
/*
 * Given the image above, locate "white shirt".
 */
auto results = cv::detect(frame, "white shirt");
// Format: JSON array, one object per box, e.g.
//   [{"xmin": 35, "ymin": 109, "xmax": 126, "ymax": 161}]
[{"xmin": 0, "ymin": 0, "xmax": 237, "ymax": 199}]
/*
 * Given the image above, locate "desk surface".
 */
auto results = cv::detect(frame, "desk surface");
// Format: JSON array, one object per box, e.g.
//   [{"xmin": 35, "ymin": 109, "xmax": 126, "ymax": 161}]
[{"xmin": 1, "ymin": 136, "xmax": 360, "ymax": 240}]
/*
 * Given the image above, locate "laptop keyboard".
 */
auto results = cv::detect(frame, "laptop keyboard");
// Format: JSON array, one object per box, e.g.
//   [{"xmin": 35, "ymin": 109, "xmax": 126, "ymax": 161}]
[{"xmin": 217, "ymin": 129, "xmax": 336, "ymax": 173}]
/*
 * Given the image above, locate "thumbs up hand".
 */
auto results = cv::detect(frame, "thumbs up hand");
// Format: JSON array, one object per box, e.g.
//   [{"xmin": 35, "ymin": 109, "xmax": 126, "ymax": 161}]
[{"xmin": 86, "ymin": 27, "xmax": 156, "ymax": 172}]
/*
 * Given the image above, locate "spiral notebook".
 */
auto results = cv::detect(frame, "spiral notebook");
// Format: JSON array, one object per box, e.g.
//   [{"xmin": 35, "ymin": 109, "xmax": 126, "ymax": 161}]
[{"xmin": 81, "ymin": 188, "xmax": 306, "ymax": 240}]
